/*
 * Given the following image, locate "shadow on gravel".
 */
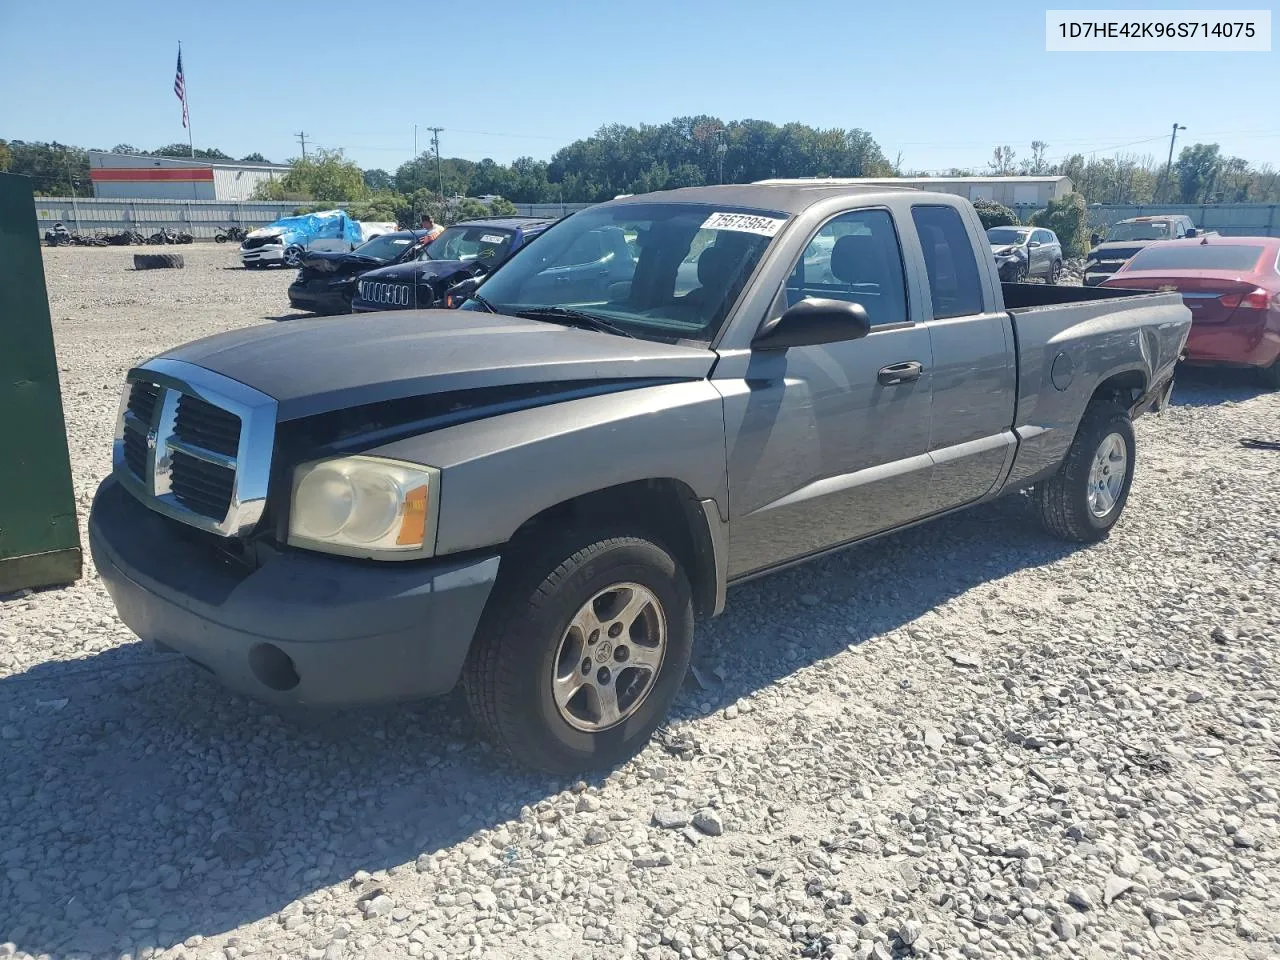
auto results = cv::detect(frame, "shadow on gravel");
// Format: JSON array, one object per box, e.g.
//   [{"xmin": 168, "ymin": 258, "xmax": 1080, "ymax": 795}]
[
  {"xmin": 1170, "ymin": 365, "xmax": 1272, "ymax": 407},
  {"xmin": 1, "ymin": 496, "xmax": 1078, "ymax": 957}
]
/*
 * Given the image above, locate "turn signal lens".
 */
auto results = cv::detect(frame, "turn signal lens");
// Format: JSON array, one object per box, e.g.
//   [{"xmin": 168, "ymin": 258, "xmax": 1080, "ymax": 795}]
[{"xmin": 289, "ymin": 456, "xmax": 439, "ymax": 559}]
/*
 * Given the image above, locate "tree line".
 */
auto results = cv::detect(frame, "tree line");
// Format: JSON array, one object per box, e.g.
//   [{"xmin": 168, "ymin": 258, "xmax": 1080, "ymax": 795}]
[{"xmin": 4, "ymin": 120, "xmax": 1278, "ymax": 208}]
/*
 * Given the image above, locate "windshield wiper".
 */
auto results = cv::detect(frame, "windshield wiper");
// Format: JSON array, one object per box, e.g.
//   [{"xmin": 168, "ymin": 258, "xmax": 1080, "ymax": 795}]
[
  {"xmin": 516, "ymin": 306, "xmax": 636, "ymax": 339},
  {"xmin": 469, "ymin": 293, "xmax": 498, "ymax": 313}
]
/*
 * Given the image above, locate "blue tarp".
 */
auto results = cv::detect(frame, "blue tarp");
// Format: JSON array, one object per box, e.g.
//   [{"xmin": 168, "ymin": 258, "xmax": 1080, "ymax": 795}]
[{"xmin": 264, "ymin": 209, "xmax": 362, "ymax": 248}]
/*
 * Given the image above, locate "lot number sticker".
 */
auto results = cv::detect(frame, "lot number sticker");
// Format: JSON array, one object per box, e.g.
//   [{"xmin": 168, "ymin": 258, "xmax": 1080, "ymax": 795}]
[
  {"xmin": 480, "ymin": 234, "xmax": 506, "ymax": 244},
  {"xmin": 700, "ymin": 212, "xmax": 786, "ymax": 237}
]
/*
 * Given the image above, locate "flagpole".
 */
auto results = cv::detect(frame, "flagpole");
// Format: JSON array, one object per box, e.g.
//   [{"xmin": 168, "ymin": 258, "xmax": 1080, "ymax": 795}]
[{"xmin": 181, "ymin": 41, "xmax": 194, "ymax": 159}]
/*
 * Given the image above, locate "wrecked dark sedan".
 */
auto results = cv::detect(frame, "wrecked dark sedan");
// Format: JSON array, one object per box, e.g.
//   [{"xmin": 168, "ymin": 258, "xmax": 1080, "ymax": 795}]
[
  {"xmin": 351, "ymin": 217, "xmax": 554, "ymax": 313},
  {"xmin": 288, "ymin": 230, "xmax": 431, "ymax": 315}
]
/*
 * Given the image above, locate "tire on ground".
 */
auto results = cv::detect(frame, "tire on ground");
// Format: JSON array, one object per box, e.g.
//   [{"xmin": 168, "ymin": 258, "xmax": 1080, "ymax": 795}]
[
  {"xmin": 133, "ymin": 254, "xmax": 184, "ymax": 270},
  {"xmin": 464, "ymin": 530, "xmax": 694, "ymax": 773},
  {"xmin": 1259, "ymin": 358, "xmax": 1280, "ymax": 390},
  {"xmin": 1034, "ymin": 401, "xmax": 1136, "ymax": 542}
]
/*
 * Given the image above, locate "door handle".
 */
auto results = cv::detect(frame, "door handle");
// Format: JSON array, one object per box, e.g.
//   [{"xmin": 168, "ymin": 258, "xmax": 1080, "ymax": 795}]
[{"xmin": 877, "ymin": 361, "xmax": 923, "ymax": 386}]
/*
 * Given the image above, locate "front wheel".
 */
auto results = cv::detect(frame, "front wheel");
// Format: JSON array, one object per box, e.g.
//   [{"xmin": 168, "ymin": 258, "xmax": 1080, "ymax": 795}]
[
  {"xmin": 1034, "ymin": 404, "xmax": 1135, "ymax": 542},
  {"xmin": 284, "ymin": 245, "xmax": 304, "ymax": 266},
  {"xmin": 464, "ymin": 533, "xmax": 694, "ymax": 773}
]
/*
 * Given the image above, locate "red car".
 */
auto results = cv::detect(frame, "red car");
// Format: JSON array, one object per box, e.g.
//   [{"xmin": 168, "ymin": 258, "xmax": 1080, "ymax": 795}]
[{"xmin": 1100, "ymin": 236, "xmax": 1280, "ymax": 387}]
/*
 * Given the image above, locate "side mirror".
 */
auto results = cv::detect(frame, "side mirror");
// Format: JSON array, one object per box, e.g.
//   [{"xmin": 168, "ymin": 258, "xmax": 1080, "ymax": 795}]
[
  {"xmin": 445, "ymin": 276, "xmax": 481, "ymax": 307},
  {"xmin": 752, "ymin": 298, "xmax": 871, "ymax": 352},
  {"xmin": 1028, "ymin": 240, "xmax": 1041, "ymax": 248},
  {"xmin": 1090, "ymin": 233, "xmax": 1102, "ymax": 246},
  {"xmin": 1185, "ymin": 227, "xmax": 1198, "ymax": 238}
]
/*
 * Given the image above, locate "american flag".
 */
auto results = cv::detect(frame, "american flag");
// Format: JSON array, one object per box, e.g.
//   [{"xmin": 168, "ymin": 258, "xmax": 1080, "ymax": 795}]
[{"xmin": 174, "ymin": 47, "xmax": 188, "ymax": 128}]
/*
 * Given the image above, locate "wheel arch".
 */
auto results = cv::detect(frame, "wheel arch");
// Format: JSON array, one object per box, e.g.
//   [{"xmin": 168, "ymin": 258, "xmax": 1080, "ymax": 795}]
[{"xmin": 502, "ymin": 478, "xmax": 727, "ymax": 619}]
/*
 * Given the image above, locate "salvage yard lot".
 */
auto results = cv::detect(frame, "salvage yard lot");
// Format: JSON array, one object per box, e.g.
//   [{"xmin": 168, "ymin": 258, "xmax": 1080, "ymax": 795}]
[{"xmin": 2, "ymin": 244, "xmax": 1278, "ymax": 960}]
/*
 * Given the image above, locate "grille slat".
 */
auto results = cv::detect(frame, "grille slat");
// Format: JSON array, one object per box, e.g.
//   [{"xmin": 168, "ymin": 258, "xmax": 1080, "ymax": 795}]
[
  {"xmin": 122, "ymin": 428, "xmax": 147, "ymax": 477},
  {"xmin": 170, "ymin": 449, "xmax": 235, "ymax": 519},
  {"xmin": 174, "ymin": 394, "xmax": 242, "ymax": 457},
  {"xmin": 127, "ymin": 381, "xmax": 160, "ymax": 423}
]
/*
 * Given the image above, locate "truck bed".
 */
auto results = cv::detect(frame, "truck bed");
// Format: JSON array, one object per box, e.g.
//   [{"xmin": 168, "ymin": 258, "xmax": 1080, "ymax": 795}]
[
  {"xmin": 998, "ymin": 283, "xmax": 1190, "ymax": 491},
  {"xmin": 1001, "ymin": 281, "xmax": 1159, "ymax": 311}
]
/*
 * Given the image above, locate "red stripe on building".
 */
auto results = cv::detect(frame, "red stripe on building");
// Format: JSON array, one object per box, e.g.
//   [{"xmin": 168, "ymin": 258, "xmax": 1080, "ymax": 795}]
[{"xmin": 90, "ymin": 168, "xmax": 215, "ymax": 182}]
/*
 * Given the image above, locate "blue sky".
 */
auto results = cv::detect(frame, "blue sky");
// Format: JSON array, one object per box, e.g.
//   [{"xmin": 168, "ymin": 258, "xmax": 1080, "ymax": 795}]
[{"xmin": 2, "ymin": 0, "xmax": 1275, "ymax": 173}]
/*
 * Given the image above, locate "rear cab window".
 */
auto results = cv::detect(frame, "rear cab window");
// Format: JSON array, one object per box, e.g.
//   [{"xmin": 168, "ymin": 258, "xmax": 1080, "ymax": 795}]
[
  {"xmin": 1127, "ymin": 244, "xmax": 1266, "ymax": 272},
  {"xmin": 910, "ymin": 205, "xmax": 985, "ymax": 318},
  {"xmin": 786, "ymin": 209, "xmax": 909, "ymax": 326}
]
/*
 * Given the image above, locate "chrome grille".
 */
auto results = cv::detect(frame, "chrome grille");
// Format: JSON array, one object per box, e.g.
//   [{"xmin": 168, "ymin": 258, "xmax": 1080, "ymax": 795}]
[
  {"xmin": 175, "ymin": 394, "xmax": 241, "ymax": 456},
  {"xmin": 112, "ymin": 359, "xmax": 278, "ymax": 537},
  {"xmin": 170, "ymin": 450, "xmax": 236, "ymax": 519},
  {"xmin": 357, "ymin": 279, "xmax": 412, "ymax": 307}
]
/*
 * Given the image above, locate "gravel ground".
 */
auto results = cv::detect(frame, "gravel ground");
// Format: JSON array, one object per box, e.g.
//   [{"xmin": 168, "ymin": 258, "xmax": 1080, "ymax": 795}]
[{"xmin": 2, "ymin": 246, "xmax": 1279, "ymax": 960}]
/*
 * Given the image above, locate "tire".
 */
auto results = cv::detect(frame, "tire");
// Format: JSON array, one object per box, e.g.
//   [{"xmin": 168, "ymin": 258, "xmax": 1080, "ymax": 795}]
[
  {"xmin": 284, "ymin": 245, "xmax": 304, "ymax": 266},
  {"xmin": 1034, "ymin": 403, "xmax": 1135, "ymax": 542},
  {"xmin": 464, "ymin": 532, "xmax": 694, "ymax": 773},
  {"xmin": 1260, "ymin": 358, "xmax": 1280, "ymax": 390},
  {"xmin": 1046, "ymin": 260, "xmax": 1062, "ymax": 285},
  {"xmin": 133, "ymin": 253, "xmax": 184, "ymax": 270},
  {"xmin": 215, "ymin": 234, "xmax": 227, "ymax": 243}
]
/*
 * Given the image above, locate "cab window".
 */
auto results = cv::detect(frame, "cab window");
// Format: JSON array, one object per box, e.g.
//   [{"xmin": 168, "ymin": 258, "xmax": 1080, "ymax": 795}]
[{"xmin": 784, "ymin": 209, "xmax": 909, "ymax": 326}]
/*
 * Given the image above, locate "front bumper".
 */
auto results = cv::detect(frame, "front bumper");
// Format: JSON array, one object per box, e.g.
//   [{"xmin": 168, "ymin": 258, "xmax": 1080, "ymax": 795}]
[
  {"xmin": 89, "ymin": 477, "xmax": 500, "ymax": 706},
  {"xmin": 288, "ymin": 280, "xmax": 353, "ymax": 314},
  {"xmin": 241, "ymin": 245, "xmax": 285, "ymax": 265},
  {"xmin": 1082, "ymin": 260, "xmax": 1126, "ymax": 286}
]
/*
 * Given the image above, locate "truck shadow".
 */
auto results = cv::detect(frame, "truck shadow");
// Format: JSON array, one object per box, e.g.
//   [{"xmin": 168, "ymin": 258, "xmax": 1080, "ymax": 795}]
[
  {"xmin": 1170, "ymin": 366, "xmax": 1271, "ymax": 407},
  {"xmin": 1, "ymin": 496, "xmax": 1077, "ymax": 957}
]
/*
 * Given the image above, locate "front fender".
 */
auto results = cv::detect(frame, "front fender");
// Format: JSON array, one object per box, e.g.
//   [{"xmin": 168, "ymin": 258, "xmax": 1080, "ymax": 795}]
[{"xmin": 365, "ymin": 381, "xmax": 729, "ymax": 555}]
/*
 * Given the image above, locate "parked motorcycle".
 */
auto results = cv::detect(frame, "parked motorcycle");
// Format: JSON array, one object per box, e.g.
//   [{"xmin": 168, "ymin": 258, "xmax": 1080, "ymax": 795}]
[
  {"xmin": 144, "ymin": 227, "xmax": 192, "ymax": 245},
  {"xmin": 214, "ymin": 225, "xmax": 247, "ymax": 243}
]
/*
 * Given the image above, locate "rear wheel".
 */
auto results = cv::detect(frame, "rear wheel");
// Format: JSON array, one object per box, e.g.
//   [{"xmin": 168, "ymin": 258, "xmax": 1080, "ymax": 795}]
[
  {"xmin": 1035, "ymin": 403, "xmax": 1135, "ymax": 542},
  {"xmin": 1046, "ymin": 260, "xmax": 1062, "ymax": 284},
  {"xmin": 464, "ymin": 532, "xmax": 694, "ymax": 773}
]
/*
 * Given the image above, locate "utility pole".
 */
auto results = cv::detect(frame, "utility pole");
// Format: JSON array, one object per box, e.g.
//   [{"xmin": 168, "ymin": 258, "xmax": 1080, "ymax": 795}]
[
  {"xmin": 294, "ymin": 131, "xmax": 308, "ymax": 161},
  {"xmin": 1159, "ymin": 122, "xmax": 1185, "ymax": 202},
  {"xmin": 414, "ymin": 124, "xmax": 418, "ymax": 160},
  {"xmin": 427, "ymin": 126, "xmax": 444, "ymax": 200}
]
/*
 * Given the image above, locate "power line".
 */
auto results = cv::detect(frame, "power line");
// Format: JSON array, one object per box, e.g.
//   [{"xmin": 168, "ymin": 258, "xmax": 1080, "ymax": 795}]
[{"xmin": 294, "ymin": 131, "xmax": 308, "ymax": 161}]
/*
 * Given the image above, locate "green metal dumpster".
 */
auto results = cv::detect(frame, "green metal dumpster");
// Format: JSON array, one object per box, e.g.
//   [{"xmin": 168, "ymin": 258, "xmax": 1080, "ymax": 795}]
[{"xmin": 0, "ymin": 172, "xmax": 82, "ymax": 593}]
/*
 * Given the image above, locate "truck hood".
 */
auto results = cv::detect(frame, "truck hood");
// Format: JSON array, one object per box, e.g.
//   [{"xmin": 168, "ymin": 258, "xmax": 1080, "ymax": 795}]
[
  {"xmin": 1088, "ymin": 241, "xmax": 1149, "ymax": 261},
  {"xmin": 246, "ymin": 226, "xmax": 286, "ymax": 240},
  {"xmin": 156, "ymin": 311, "xmax": 717, "ymax": 421},
  {"xmin": 358, "ymin": 259, "xmax": 479, "ymax": 283}
]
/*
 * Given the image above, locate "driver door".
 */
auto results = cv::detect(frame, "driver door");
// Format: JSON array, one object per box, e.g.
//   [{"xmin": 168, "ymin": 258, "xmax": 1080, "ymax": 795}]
[{"xmin": 718, "ymin": 207, "xmax": 936, "ymax": 577}]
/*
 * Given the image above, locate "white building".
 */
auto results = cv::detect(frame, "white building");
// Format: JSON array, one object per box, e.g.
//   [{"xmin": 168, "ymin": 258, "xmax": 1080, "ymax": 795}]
[
  {"xmin": 89, "ymin": 152, "xmax": 291, "ymax": 201},
  {"xmin": 758, "ymin": 176, "xmax": 1074, "ymax": 208}
]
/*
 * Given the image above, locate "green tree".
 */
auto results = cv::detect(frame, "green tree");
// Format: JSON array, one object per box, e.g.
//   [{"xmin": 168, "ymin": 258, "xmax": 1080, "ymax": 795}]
[
  {"xmin": 1031, "ymin": 194, "xmax": 1088, "ymax": 257},
  {"xmin": 0, "ymin": 140, "xmax": 11, "ymax": 172},
  {"xmin": 1174, "ymin": 143, "xmax": 1221, "ymax": 203},
  {"xmin": 111, "ymin": 143, "xmax": 139, "ymax": 155},
  {"xmin": 489, "ymin": 197, "xmax": 518, "ymax": 216},
  {"xmin": 151, "ymin": 143, "xmax": 233, "ymax": 160},
  {"xmin": 988, "ymin": 146, "xmax": 1017, "ymax": 176},
  {"xmin": 6, "ymin": 141, "xmax": 91, "ymax": 195},
  {"xmin": 240, "ymin": 152, "xmax": 269, "ymax": 163},
  {"xmin": 362, "ymin": 168, "xmax": 393, "ymax": 191},
  {"xmin": 254, "ymin": 148, "xmax": 367, "ymax": 202},
  {"xmin": 972, "ymin": 198, "xmax": 1019, "ymax": 229},
  {"xmin": 1020, "ymin": 141, "xmax": 1049, "ymax": 175}
]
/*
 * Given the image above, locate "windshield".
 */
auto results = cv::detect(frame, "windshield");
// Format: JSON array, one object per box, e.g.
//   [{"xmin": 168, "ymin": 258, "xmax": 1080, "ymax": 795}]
[
  {"xmin": 987, "ymin": 228, "xmax": 1029, "ymax": 245},
  {"xmin": 423, "ymin": 226, "xmax": 514, "ymax": 263},
  {"xmin": 1106, "ymin": 221, "xmax": 1172, "ymax": 242},
  {"xmin": 352, "ymin": 234, "xmax": 419, "ymax": 261},
  {"xmin": 1126, "ymin": 243, "xmax": 1266, "ymax": 272},
  {"xmin": 463, "ymin": 203, "xmax": 785, "ymax": 342}
]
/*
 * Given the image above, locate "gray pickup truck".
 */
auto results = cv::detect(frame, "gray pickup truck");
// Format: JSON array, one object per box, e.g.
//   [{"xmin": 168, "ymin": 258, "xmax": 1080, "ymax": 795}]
[{"xmin": 90, "ymin": 183, "xmax": 1191, "ymax": 772}]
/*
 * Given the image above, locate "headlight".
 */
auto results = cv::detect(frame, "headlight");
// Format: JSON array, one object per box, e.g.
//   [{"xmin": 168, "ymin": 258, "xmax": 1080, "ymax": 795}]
[{"xmin": 288, "ymin": 455, "xmax": 440, "ymax": 559}]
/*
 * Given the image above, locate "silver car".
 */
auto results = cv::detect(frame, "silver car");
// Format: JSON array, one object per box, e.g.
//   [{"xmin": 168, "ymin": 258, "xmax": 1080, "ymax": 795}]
[{"xmin": 988, "ymin": 225, "xmax": 1064, "ymax": 284}]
